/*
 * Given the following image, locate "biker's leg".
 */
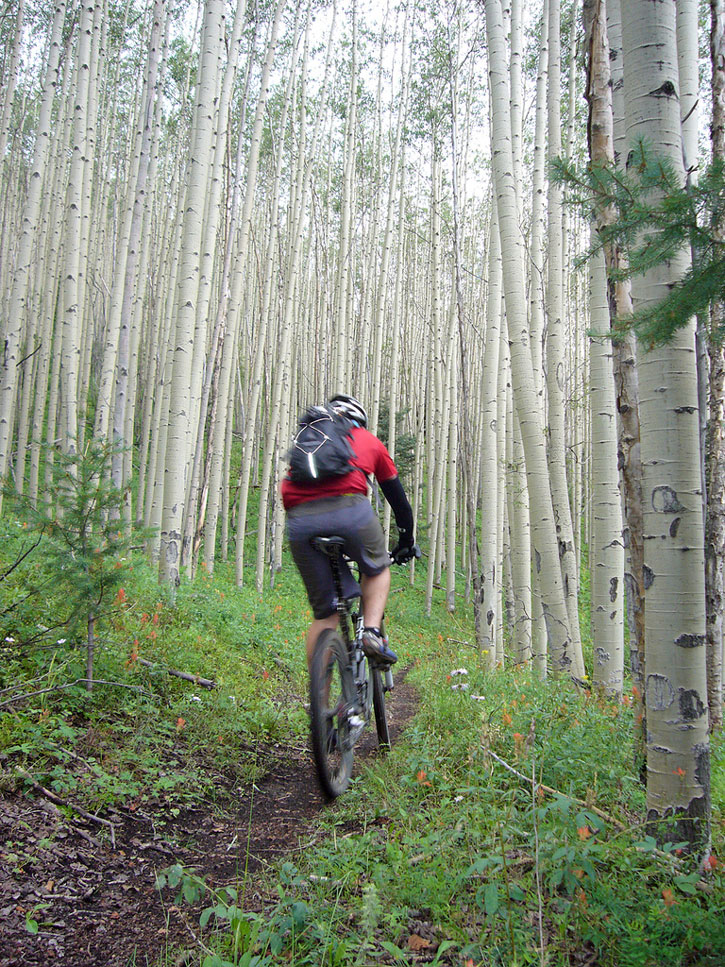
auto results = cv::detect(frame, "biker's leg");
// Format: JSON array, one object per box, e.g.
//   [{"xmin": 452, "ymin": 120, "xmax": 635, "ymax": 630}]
[
  {"xmin": 306, "ymin": 613, "xmax": 339, "ymax": 670},
  {"xmin": 360, "ymin": 567, "xmax": 390, "ymax": 630}
]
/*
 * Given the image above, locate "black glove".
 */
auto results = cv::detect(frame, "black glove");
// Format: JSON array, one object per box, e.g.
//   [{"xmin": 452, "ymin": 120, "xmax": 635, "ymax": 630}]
[{"xmin": 391, "ymin": 529, "xmax": 417, "ymax": 564}]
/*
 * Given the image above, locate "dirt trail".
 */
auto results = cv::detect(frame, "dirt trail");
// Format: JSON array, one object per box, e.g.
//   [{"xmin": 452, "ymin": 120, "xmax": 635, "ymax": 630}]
[{"xmin": 0, "ymin": 671, "xmax": 417, "ymax": 967}]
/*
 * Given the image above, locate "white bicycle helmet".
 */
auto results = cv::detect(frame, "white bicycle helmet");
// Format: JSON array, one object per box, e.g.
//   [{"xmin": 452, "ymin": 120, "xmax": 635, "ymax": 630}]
[{"xmin": 328, "ymin": 393, "xmax": 368, "ymax": 428}]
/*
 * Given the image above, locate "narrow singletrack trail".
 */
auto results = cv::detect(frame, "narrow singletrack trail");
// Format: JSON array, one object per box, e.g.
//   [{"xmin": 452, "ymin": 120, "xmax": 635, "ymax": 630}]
[{"xmin": 0, "ymin": 669, "xmax": 418, "ymax": 967}]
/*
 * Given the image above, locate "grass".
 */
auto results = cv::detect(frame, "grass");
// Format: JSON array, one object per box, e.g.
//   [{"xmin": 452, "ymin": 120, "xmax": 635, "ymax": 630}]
[{"xmin": 1, "ymin": 517, "xmax": 723, "ymax": 967}]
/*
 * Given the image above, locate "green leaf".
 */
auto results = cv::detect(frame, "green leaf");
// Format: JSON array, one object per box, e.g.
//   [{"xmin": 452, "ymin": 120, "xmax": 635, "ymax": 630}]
[
  {"xmin": 25, "ymin": 916, "xmax": 39, "ymax": 935},
  {"xmin": 484, "ymin": 882, "xmax": 500, "ymax": 916}
]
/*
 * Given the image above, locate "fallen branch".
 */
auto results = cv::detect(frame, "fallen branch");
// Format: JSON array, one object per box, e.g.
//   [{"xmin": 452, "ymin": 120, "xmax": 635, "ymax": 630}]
[
  {"xmin": 484, "ymin": 746, "xmax": 627, "ymax": 830},
  {"xmin": 0, "ymin": 678, "xmax": 154, "ymax": 708},
  {"xmin": 15, "ymin": 767, "xmax": 116, "ymax": 848},
  {"xmin": 137, "ymin": 658, "xmax": 216, "ymax": 689}
]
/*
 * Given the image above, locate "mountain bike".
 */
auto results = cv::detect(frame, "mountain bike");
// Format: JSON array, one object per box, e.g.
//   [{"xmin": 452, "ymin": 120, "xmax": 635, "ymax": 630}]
[{"xmin": 308, "ymin": 536, "xmax": 417, "ymax": 799}]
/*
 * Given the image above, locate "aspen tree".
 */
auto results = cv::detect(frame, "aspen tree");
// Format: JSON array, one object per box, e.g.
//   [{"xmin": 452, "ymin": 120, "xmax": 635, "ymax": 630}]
[
  {"xmin": 485, "ymin": 0, "xmax": 583, "ymax": 680},
  {"xmin": 604, "ymin": 0, "xmax": 646, "ymax": 730},
  {"xmin": 234, "ymin": 8, "xmax": 300, "ymax": 584},
  {"xmin": 620, "ymin": 0, "xmax": 710, "ymax": 849},
  {"xmin": 589, "ymin": 246, "xmax": 624, "ymax": 696},
  {"xmin": 480, "ymin": 203, "xmax": 502, "ymax": 665},
  {"xmin": 0, "ymin": 0, "xmax": 67, "ymax": 498},
  {"xmin": 546, "ymin": 0, "xmax": 583, "ymax": 660},
  {"xmin": 707, "ymin": 0, "xmax": 725, "ymax": 729},
  {"xmin": 160, "ymin": 0, "xmax": 224, "ymax": 586}
]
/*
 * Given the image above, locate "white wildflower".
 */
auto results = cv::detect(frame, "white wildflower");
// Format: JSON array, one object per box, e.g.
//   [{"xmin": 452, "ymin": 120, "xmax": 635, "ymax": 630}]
[
  {"xmin": 190, "ymin": 695, "xmax": 202, "ymax": 703},
  {"xmin": 451, "ymin": 682, "xmax": 469, "ymax": 691},
  {"xmin": 56, "ymin": 638, "xmax": 67, "ymax": 644},
  {"xmin": 450, "ymin": 668, "xmax": 469, "ymax": 677}
]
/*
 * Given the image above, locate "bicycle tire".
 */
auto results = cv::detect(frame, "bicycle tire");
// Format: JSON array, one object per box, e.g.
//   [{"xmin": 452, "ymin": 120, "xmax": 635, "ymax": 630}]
[
  {"xmin": 309, "ymin": 629, "xmax": 355, "ymax": 798},
  {"xmin": 371, "ymin": 664, "xmax": 391, "ymax": 749}
]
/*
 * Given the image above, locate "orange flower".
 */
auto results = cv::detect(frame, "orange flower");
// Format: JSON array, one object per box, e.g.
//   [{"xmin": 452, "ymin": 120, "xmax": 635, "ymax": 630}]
[
  {"xmin": 577, "ymin": 826, "xmax": 591, "ymax": 841},
  {"xmin": 141, "ymin": 613, "xmax": 149, "ymax": 625},
  {"xmin": 115, "ymin": 587, "xmax": 126, "ymax": 604},
  {"xmin": 416, "ymin": 770, "xmax": 431, "ymax": 787},
  {"xmin": 673, "ymin": 767, "xmax": 686, "ymax": 778},
  {"xmin": 503, "ymin": 711, "xmax": 513, "ymax": 726},
  {"xmin": 262, "ymin": 669, "xmax": 270, "ymax": 681},
  {"xmin": 576, "ymin": 888, "xmax": 587, "ymax": 907},
  {"xmin": 152, "ymin": 613, "xmax": 159, "ymax": 626},
  {"xmin": 662, "ymin": 888, "xmax": 675, "ymax": 907},
  {"xmin": 176, "ymin": 717, "xmax": 186, "ymax": 731},
  {"xmin": 705, "ymin": 854, "xmax": 719, "ymax": 870}
]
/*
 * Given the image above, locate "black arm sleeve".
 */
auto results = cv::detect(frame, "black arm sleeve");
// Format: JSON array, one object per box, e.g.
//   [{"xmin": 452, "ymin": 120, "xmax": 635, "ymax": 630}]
[{"xmin": 379, "ymin": 475, "xmax": 414, "ymax": 537}]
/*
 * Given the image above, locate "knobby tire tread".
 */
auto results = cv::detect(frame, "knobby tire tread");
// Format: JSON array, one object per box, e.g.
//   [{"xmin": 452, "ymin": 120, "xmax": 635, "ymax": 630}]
[
  {"xmin": 309, "ymin": 629, "xmax": 354, "ymax": 799},
  {"xmin": 371, "ymin": 665, "xmax": 390, "ymax": 749}
]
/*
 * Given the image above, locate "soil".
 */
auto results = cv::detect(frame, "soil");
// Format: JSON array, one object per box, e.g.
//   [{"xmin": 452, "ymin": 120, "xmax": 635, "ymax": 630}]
[{"xmin": 0, "ymin": 670, "xmax": 419, "ymax": 967}]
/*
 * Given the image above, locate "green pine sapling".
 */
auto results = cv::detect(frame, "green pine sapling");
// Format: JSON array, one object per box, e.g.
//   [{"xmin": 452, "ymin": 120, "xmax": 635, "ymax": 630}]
[{"xmin": 3, "ymin": 439, "xmax": 140, "ymax": 690}]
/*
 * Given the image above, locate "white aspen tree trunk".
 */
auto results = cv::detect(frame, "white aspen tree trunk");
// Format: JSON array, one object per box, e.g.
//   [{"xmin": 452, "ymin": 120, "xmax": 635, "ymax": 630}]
[
  {"xmin": 621, "ymin": 0, "xmax": 710, "ymax": 849},
  {"xmin": 546, "ymin": 0, "xmax": 584, "ymax": 665},
  {"xmin": 180, "ymin": 0, "xmax": 250, "ymax": 570},
  {"xmin": 480, "ymin": 203, "xmax": 502, "ymax": 666},
  {"xmin": 605, "ymin": 0, "xmax": 646, "ymax": 724},
  {"xmin": 485, "ymin": 0, "xmax": 582, "ymax": 680},
  {"xmin": 159, "ymin": 0, "xmax": 224, "ymax": 586},
  {"xmin": 0, "ymin": 0, "xmax": 67, "ymax": 496},
  {"xmin": 510, "ymin": 405, "xmax": 532, "ymax": 666},
  {"xmin": 235, "ymin": 4, "xmax": 302, "ymax": 586},
  {"xmin": 59, "ymin": 1, "xmax": 96, "ymax": 456},
  {"xmin": 383, "ymin": 179, "xmax": 406, "ymax": 542},
  {"xmin": 496, "ymin": 321, "xmax": 509, "ymax": 663},
  {"xmin": 528, "ymin": 0, "xmax": 549, "ymax": 398},
  {"xmin": 707, "ymin": 0, "xmax": 725, "ymax": 730},
  {"xmin": 334, "ymin": 9, "xmax": 357, "ymax": 394},
  {"xmin": 109, "ymin": 0, "xmax": 165, "ymax": 507},
  {"xmin": 255, "ymin": 2, "xmax": 336, "ymax": 592},
  {"xmin": 0, "ymin": 0, "xmax": 24, "ymax": 178},
  {"xmin": 589, "ymin": 246, "xmax": 624, "ymax": 697}
]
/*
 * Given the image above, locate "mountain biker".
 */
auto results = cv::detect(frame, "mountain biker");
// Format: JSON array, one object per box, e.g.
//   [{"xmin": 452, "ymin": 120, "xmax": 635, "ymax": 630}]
[{"xmin": 282, "ymin": 393, "xmax": 417, "ymax": 670}]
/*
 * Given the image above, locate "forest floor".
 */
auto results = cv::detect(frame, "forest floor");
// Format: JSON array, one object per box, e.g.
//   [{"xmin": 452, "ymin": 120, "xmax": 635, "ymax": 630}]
[{"xmin": 0, "ymin": 670, "xmax": 419, "ymax": 967}]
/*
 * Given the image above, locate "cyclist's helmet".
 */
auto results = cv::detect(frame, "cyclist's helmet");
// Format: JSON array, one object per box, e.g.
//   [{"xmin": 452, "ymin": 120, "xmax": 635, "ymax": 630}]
[{"xmin": 328, "ymin": 393, "xmax": 368, "ymax": 428}]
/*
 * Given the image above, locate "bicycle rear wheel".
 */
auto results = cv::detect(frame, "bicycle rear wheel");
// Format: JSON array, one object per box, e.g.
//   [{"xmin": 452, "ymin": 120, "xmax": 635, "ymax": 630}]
[
  {"xmin": 371, "ymin": 664, "xmax": 391, "ymax": 749},
  {"xmin": 309, "ymin": 629, "xmax": 356, "ymax": 798}
]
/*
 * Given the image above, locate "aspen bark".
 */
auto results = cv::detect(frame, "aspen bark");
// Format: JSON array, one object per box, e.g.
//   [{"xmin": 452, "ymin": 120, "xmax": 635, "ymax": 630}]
[{"xmin": 621, "ymin": 0, "xmax": 710, "ymax": 849}]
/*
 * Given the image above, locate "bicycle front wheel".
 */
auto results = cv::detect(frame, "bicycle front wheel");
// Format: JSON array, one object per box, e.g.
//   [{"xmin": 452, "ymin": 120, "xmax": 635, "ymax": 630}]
[
  {"xmin": 371, "ymin": 664, "xmax": 391, "ymax": 750},
  {"xmin": 309, "ymin": 629, "xmax": 355, "ymax": 798}
]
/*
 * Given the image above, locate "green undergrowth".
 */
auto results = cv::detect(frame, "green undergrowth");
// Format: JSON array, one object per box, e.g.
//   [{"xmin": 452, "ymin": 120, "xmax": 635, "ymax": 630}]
[
  {"xmin": 160, "ymin": 645, "xmax": 725, "ymax": 967},
  {"xmin": 2, "ymin": 517, "xmax": 724, "ymax": 966}
]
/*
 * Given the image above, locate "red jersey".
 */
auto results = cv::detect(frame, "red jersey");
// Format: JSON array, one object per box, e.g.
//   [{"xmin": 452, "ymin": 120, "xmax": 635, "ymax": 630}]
[{"xmin": 281, "ymin": 426, "xmax": 398, "ymax": 509}]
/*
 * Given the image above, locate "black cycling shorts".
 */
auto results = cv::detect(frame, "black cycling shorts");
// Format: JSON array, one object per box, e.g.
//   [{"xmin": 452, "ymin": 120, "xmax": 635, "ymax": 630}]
[{"xmin": 286, "ymin": 494, "xmax": 390, "ymax": 619}]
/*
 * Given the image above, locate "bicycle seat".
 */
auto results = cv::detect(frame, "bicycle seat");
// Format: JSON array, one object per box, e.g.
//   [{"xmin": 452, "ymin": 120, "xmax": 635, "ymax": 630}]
[{"xmin": 311, "ymin": 535, "xmax": 346, "ymax": 553}]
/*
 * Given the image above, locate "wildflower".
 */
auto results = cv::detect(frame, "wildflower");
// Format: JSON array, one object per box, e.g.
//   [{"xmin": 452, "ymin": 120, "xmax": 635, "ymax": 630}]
[
  {"xmin": 454, "ymin": 795, "xmax": 464, "ymax": 803},
  {"xmin": 416, "ymin": 770, "xmax": 431, "ymax": 787},
  {"xmin": 502, "ymin": 711, "xmax": 513, "ymax": 726},
  {"xmin": 4, "ymin": 637, "xmax": 15, "ymax": 643},
  {"xmin": 704, "ymin": 854, "xmax": 719, "ymax": 871},
  {"xmin": 450, "ymin": 668, "xmax": 468, "ymax": 677},
  {"xmin": 176, "ymin": 717, "xmax": 186, "ymax": 731},
  {"xmin": 662, "ymin": 888, "xmax": 676, "ymax": 907},
  {"xmin": 262, "ymin": 669, "xmax": 270, "ymax": 681},
  {"xmin": 115, "ymin": 587, "xmax": 126, "ymax": 604},
  {"xmin": 470, "ymin": 694, "xmax": 486, "ymax": 701},
  {"xmin": 577, "ymin": 826, "xmax": 591, "ymax": 841},
  {"xmin": 152, "ymin": 613, "xmax": 159, "ymax": 626},
  {"xmin": 451, "ymin": 682, "xmax": 469, "ymax": 691},
  {"xmin": 56, "ymin": 638, "xmax": 66, "ymax": 645},
  {"xmin": 190, "ymin": 695, "xmax": 201, "ymax": 703},
  {"xmin": 673, "ymin": 767, "xmax": 686, "ymax": 778}
]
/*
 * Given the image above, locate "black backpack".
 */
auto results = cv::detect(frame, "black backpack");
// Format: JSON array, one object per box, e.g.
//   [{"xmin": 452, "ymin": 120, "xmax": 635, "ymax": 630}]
[{"xmin": 286, "ymin": 405, "xmax": 358, "ymax": 483}]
